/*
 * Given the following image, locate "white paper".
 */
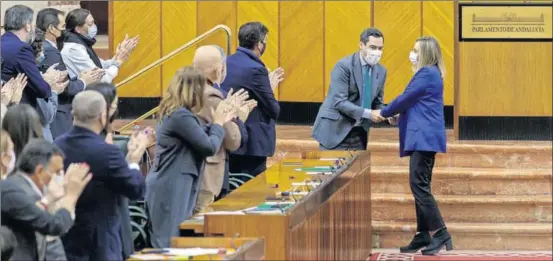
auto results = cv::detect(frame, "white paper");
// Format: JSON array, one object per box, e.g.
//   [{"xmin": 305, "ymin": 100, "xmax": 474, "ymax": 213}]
[
  {"xmin": 165, "ymin": 248, "xmax": 220, "ymax": 256},
  {"xmin": 306, "ymin": 171, "xmax": 332, "ymax": 175},
  {"xmin": 130, "ymin": 254, "xmax": 166, "ymax": 260}
]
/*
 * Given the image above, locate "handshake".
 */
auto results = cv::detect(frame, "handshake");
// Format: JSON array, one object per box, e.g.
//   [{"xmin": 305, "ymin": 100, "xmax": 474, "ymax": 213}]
[{"xmin": 370, "ymin": 110, "xmax": 399, "ymax": 125}]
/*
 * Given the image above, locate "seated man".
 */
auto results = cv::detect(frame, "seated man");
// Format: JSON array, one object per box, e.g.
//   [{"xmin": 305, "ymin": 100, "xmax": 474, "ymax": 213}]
[{"xmin": 1, "ymin": 139, "xmax": 91, "ymax": 261}]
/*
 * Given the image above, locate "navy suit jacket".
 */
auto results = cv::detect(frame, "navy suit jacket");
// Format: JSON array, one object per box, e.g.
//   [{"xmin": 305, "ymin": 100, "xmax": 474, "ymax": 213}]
[
  {"xmin": 41, "ymin": 40, "xmax": 86, "ymax": 138},
  {"xmin": 221, "ymin": 47, "xmax": 280, "ymax": 157},
  {"xmin": 1, "ymin": 32, "xmax": 51, "ymax": 107},
  {"xmin": 54, "ymin": 126, "xmax": 145, "ymax": 261},
  {"xmin": 381, "ymin": 66, "xmax": 447, "ymax": 157}
]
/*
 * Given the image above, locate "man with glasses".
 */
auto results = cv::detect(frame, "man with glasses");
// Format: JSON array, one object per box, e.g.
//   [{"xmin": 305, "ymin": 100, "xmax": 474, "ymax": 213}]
[{"xmin": 36, "ymin": 8, "xmax": 104, "ymax": 139}]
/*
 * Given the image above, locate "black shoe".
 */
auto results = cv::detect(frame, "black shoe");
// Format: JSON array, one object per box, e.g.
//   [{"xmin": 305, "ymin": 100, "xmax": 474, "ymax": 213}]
[
  {"xmin": 399, "ymin": 231, "xmax": 431, "ymax": 253},
  {"xmin": 421, "ymin": 227, "xmax": 453, "ymax": 255}
]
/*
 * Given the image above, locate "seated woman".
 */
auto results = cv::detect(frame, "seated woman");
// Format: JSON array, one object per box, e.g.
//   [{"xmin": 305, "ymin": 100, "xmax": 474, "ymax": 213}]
[
  {"xmin": 60, "ymin": 8, "xmax": 138, "ymax": 83},
  {"xmin": 145, "ymin": 66, "xmax": 236, "ymax": 248},
  {"xmin": 2, "ymin": 104, "xmax": 44, "ymax": 157}
]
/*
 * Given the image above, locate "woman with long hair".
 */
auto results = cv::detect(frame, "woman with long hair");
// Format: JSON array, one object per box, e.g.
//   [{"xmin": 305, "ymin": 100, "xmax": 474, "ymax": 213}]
[
  {"xmin": 145, "ymin": 66, "xmax": 236, "ymax": 248},
  {"xmin": 380, "ymin": 36, "xmax": 450, "ymax": 255},
  {"xmin": 2, "ymin": 104, "xmax": 44, "ymax": 157}
]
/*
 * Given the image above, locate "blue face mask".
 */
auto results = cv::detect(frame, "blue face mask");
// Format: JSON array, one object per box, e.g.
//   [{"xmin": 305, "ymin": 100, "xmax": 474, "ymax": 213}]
[{"xmin": 87, "ymin": 24, "xmax": 98, "ymax": 39}]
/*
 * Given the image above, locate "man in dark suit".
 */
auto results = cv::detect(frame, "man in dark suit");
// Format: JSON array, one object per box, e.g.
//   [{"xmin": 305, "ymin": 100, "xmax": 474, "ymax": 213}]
[
  {"xmin": 311, "ymin": 28, "xmax": 387, "ymax": 150},
  {"xmin": 55, "ymin": 90, "xmax": 149, "ymax": 261},
  {"xmin": 1, "ymin": 139, "xmax": 91, "ymax": 261},
  {"xmin": 36, "ymin": 8, "xmax": 104, "ymax": 139},
  {"xmin": 221, "ymin": 22, "xmax": 284, "ymax": 179},
  {"xmin": 0, "ymin": 5, "xmax": 62, "ymax": 109}
]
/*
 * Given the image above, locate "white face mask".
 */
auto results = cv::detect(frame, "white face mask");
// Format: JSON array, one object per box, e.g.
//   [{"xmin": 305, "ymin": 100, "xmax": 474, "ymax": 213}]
[
  {"xmin": 409, "ymin": 51, "xmax": 418, "ymax": 65},
  {"xmin": 6, "ymin": 150, "xmax": 16, "ymax": 175},
  {"xmin": 364, "ymin": 50, "xmax": 382, "ymax": 66},
  {"xmin": 87, "ymin": 24, "xmax": 98, "ymax": 39}
]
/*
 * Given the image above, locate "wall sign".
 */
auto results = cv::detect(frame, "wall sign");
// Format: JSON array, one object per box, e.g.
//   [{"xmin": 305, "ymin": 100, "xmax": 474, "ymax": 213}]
[{"xmin": 459, "ymin": 3, "xmax": 552, "ymax": 42}]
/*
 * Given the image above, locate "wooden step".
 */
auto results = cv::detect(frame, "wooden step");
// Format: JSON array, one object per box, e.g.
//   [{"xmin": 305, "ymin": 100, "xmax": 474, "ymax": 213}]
[
  {"xmin": 372, "ymin": 221, "xmax": 552, "ymax": 251},
  {"xmin": 372, "ymin": 167, "xmax": 552, "ymax": 196},
  {"xmin": 371, "ymin": 193, "xmax": 552, "ymax": 223},
  {"xmin": 274, "ymin": 140, "xmax": 552, "ymax": 169}
]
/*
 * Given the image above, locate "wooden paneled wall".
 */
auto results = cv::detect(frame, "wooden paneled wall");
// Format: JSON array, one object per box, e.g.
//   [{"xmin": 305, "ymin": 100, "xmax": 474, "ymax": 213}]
[{"xmin": 112, "ymin": 1, "xmax": 456, "ymax": 105}]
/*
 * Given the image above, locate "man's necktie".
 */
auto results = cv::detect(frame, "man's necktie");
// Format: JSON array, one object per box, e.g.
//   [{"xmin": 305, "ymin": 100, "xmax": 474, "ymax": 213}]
[{"xmin": 361, "ymin": 66, "xmax": 372, "ymax": 130}]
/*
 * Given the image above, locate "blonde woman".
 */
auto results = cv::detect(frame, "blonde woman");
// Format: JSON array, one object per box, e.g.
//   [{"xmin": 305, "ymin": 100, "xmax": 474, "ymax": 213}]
[
  {"xmin": 380, "ymin": 36, "xmax": 450, "ymax": 255},
  {"xmin": 145, "ymin": 66, "xmax": 236, "ymax": 248}
]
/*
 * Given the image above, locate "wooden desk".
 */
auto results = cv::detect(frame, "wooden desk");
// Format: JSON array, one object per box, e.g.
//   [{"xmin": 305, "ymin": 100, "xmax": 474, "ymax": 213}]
[
  {"xmin": 181, "ymin": 151, "xmax": 372, "ymax": 260},
  {"xmin": 130, "ymin": 237, "xmax": 265, "ymax": 260}
]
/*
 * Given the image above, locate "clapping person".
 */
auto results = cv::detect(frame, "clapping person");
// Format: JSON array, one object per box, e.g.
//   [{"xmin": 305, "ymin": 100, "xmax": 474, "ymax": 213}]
[
  {"xmin": 1, "ymin": 5, "xmax": 65, "ymax": 110},
  {"xmin": 61, "ymin": 8, "xmax": 138, "ymax": 83},
  {"xmin": 146, "ymin": 66, "xmax": 236, "ymax": 248},
  {"xmin": 55, "ymin": 90, "xmax": 148, "ymax": 260},
  {"xmin": 86, "ymin": 82, "xmax": 153, "ymax": 260},
  {"xmin": 31, "ymin": 29, "xmax": 69, "ymax": 142},
  {"xmin": 1, "ymin": 139, "xmax": 92, "ymax": 261},
  {"xmin": 192, "ymin": 45, "xmax": 254, "ymax": 213},
  {"xmin": 37, "ymin": 8, "xmax": 105, "ymax": 139},
  {"xmin": 1, "ymin": 73, "xmax": 27, "ymax": 107}
]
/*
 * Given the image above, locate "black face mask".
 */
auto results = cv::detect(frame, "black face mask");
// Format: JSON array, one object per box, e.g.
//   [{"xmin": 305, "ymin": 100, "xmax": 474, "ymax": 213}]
[
  {"xmin": 56, "ymin": 30, "xmax": 67, "ymax": 50},
  {"xmin": 259, "ymin": 42, "xmax": 266, "ymax": 56}
]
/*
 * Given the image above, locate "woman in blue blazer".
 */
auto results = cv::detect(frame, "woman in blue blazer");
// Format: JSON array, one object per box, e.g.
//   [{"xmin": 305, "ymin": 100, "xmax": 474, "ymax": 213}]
[
  {"xmin": 145, "ymin": 66, "xmax": 236, "ymax": 248},
  {"xmin": 380, "ymin": 36, "xmax": 450, "ymax": 255}
]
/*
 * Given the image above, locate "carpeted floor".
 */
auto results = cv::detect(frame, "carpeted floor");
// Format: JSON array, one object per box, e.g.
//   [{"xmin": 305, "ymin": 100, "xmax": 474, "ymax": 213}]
[{"xmin": 369, "ymin": 252, "xmax": 553, "ymax": 261}]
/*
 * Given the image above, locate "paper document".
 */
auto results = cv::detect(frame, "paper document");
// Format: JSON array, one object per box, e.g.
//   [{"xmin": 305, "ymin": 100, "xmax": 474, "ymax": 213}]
[{"xmin": 165, "ymin": 248, "xmax": 220, "ymax": 256}]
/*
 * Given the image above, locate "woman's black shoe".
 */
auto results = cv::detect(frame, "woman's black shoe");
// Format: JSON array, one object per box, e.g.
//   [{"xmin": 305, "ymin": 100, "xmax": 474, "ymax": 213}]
[
  {"xmin": 421, "ymin": 227, "xmax": 453, "ymax": 255},
  {"xmin": 399, "ymin": 232, "xmax": 431, "ymax": 253}
]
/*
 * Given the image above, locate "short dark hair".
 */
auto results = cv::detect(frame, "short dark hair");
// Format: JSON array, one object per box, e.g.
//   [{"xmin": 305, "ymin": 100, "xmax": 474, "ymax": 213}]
[
  {"xmin": 3, "ymin": 5, "xmax": 34, "ymax": 31},
  {"xmin": 238, "ymin": 22, "xmax": 269, "ymax": 50},
  {"xmin": 360, "ymin": 28, "xmax": 384, "ymax": 44},
  {"xmin": 65, "ymin": 8, "xmax": 90, "ymax": 32},
  {"xmin": 36, "ymin": 8, "xmax": 65, "ymax": 32},
  {"xmin": 2, "ymin": 104, "xmax": 44, "ymax": 157},
  {"xmin": 16, "ymin": 139, "xmax": 64, "ymax": 176}
]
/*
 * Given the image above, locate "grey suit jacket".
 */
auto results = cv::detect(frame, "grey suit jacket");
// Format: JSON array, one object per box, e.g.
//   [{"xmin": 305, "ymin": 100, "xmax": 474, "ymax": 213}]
[
  {"xmin": 311, "ymin": 52, "xmax": 387, "ymax": 149},
  {"xmin": 0, "ymin": 172, "xmax": 73, "ymax": 261}
]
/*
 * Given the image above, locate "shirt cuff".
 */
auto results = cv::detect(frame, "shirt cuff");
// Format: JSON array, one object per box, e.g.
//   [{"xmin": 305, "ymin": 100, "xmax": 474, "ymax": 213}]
[
  {"xmin": 79, "ymin": 78, "xmax": 87, "ymax": 88},
  {"xmin": 362, "ymin": 109, "xmax": 372, "ymax": 119},
  {"xmin": 128, "ymin": 162, "xmax": 140, "ymax": 170}
]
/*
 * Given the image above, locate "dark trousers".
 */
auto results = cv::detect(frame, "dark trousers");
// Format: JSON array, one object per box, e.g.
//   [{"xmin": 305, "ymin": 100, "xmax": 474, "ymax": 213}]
[
  {"xmin": 228, "ymin": 154, "xmax": 267, "ymax": 182},
  {"xmin": 409, "ymin": 151, "xmax": 445, "ymax": 232},
  {"xmin": 320, "ymin": 126, "xmax": 368, "ymax": 151}
]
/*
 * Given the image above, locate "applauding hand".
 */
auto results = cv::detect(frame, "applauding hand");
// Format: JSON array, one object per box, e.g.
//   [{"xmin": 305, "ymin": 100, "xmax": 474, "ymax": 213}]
[
  {"xmin": 80, "ymin": 68, "xmax": 105, "ymax": 84},
  {"xmin": 2, "ymin": 74, "xmax": 27, "ymax": 105},
  {"xmin": 268, "ymin": 67, "xmax": 284, "ymax": 90},
  {"xmin": 126, "ymin": 130, "xmax": 150, "ymax": 164},
  {"xmin": 212, "ymin": 102, "xmax": 237, "ymax": 126},
  {"xmin": 64, "ymin": 163, "xmax": 93, "ymax": 199},
  {"xmin": 115, "ymin": 34, "xmax": 140, "ymax": 65}
]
